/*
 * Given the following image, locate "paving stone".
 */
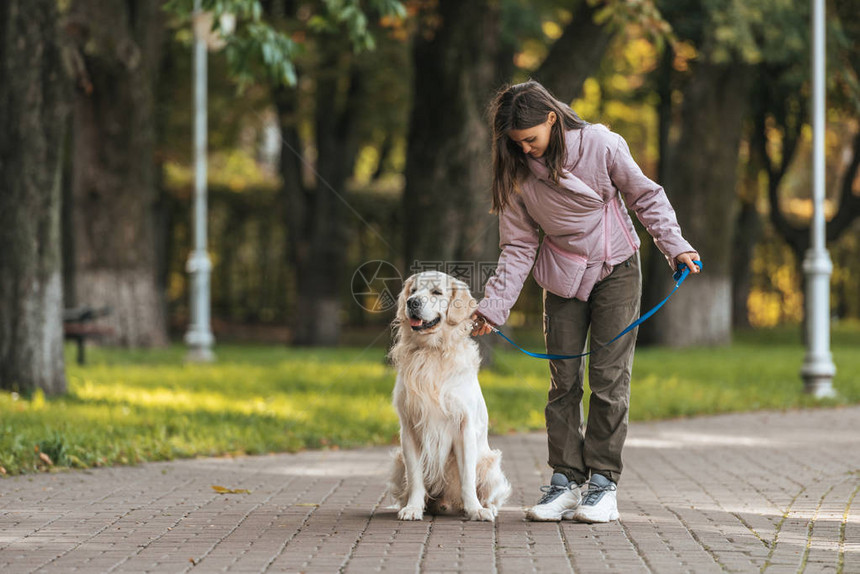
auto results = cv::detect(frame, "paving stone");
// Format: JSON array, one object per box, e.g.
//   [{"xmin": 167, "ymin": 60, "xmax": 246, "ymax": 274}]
[{"xmin": 1, "ymin": 407, "xmax": 859, "ymax": 572}]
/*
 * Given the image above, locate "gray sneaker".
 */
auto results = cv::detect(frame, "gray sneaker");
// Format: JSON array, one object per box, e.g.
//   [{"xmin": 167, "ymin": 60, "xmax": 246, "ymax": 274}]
[
  {"xmin": 567, "ymin": 473, "xmax": 619, "ymax": 523},
  {"xmin": 526, "ymin": 473, "xmax": 583, "ymax": 521}
]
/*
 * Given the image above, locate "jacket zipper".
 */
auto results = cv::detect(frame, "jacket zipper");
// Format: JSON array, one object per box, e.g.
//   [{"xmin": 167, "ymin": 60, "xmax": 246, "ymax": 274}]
[
  {"xmin": 612, "ymin": 198, "xmax": 637, "ymax": 251},
  {"xmin": 603, "ymin": 203, "xmax": 611, "ymax": 263}
]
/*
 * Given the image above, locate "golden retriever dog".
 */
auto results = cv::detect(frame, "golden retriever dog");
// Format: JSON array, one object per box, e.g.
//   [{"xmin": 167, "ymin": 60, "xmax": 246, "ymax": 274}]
[{"xmin": 387, "ymin": 271, "xmax": 511, "ymax": 521}]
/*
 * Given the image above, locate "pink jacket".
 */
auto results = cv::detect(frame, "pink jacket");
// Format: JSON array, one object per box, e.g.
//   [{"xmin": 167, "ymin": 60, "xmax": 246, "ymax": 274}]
[{"xmin": 477, "ymin": 124, "xmax": 693, "ymax": 326}]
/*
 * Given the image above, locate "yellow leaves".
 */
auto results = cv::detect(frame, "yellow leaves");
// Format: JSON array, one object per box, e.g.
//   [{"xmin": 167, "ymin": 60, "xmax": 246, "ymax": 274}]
[
  {"xmin": 211, "ymin": 485, "xmax": 251, "ymax": 494},
  {"xmin": 33, "ymin": 446, "xmax": 53, "ymax": 470},
  {"xmin": 785, "ymin": 198, "xmax": 837, "ymax": 221},
  {"xmin": 541, "ymin": 21, "xmax": 563, "ymax": 41},
  {"xmin": 748, "ymin": 287, "xmax": 803, "ymax": 328},
  {"xmin": 571, "ymin": 78, "xmax": 602, "ymax": 122},
  {"xmin": 379, "ymin": 14, "xmax": 408, "ymax": 42},
  {"xmin": 513, "ymin": 49, "xmax": 542, "ymax": 71},
  {"xmin": 673, "ymin": 41, "xmax": 698, "ymax": 72}
]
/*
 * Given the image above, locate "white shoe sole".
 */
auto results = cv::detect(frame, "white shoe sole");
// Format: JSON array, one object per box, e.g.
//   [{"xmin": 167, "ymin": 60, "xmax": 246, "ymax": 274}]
[
  {"xmin": 569, "ymin": 509, "xmax": 619, "ymax": 523},
  {"xmin": 526, "ymin": 510, "xmax": 563, "ymax": 522}
]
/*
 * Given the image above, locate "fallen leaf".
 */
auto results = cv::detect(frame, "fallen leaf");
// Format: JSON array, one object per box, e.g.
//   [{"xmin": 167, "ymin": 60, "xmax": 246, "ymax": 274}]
[
  {"xmin": 38, "ymin": 452, "xmax": 53, "ymax": 466},
  {"xmin": 295, "ymin": 503, "xmax": 320, "ymax": 507},
  {"xmin": 189, "ymin": 557, "xmax": 197, "ymax": 565},
  {"xmin": 211, "ymin": 485, "xmax": 251, "ymax": 495},
  {"xmin": 0, "ymin": 466, "xmax": 6, "ymax": 476}
]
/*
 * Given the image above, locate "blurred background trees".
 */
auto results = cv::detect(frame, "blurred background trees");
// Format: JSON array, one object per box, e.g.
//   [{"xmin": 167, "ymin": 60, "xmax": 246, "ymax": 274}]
[
  {"xmin": 65, "ymin": 0, "xmax": 168, "ymax": 347},
  {"xmin": 166, "ymin": 0, "xmax": 860, "ymax": 347},
  {"xmin": 0, "ymin": 0, "xmax": 69, "ymax": 395},
  {"xmin": 1, "ymin": 0, "xmax": 859, "ymax": 393}
]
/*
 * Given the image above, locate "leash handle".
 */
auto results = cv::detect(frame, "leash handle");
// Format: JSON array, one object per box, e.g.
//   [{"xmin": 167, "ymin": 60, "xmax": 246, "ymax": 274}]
[
  {"xmin": 491, "ymin": 259, "xmax": 703, "ymax": 360},
  {"xmin": 673, "ymin": 260, "xmax": 703, "ymax": 284}
]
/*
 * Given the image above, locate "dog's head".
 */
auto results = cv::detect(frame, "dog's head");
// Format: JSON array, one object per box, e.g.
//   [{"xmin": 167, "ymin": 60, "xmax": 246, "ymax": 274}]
[{"xmin": 395, "ymin": 271, "xmax": 477, "ymax": 338}]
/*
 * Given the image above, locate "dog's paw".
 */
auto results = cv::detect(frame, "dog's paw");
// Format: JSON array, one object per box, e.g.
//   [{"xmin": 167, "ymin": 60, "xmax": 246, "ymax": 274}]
[
  {"xmin": 466, "ymin": 506, "xmax": 495, "ymax": 522},
  {"xmin": 398, "ymin": 506, "xmax": 424, "ymax": 521}
]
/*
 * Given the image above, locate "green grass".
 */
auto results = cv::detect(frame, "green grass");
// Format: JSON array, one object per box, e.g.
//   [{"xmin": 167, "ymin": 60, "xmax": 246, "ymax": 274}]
[{"xmin": 1, "ymin": 323, "xmax": 858, "ymax": 476}]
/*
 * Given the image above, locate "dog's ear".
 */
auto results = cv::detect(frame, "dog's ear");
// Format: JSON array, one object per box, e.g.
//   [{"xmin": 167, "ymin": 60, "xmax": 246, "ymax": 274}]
[
  {"xmin": 447, "ymin": 281, "xmax": 476, "ymax": 325},
  {"xmin": 396, "ymin": 275, "xmax": 415, "ymax": 324}
]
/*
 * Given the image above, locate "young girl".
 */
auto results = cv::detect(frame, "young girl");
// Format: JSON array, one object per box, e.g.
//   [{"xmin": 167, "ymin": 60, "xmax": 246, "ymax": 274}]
[{"xmin": 471, "ymin": 80, "xmax": 700, "ymax": 523}]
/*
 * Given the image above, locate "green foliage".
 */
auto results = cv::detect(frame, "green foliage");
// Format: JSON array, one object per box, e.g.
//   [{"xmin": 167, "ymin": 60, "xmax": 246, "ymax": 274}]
[
  {"xmin": 596, "ymin": 0, "xmax": 674, "ymax": 44},
  {"xmin": 312, "ymin": 0, "xmax": 406, "ymax": 51},
  {"xmin": 227, "ymin": 21, "xmax": 300, "ymax": 88},
  {"xmin": 1, "ymin": 326, "xmax": 858, "ymax": 476},
  {"xmin": 659, "ymin": 0, "xmax": 809, "ymax": 65},
  {"xmin": 162, "ymin": 0, "xmax": 405, "ymax": 89},
  {"xmin": 163, "ymin": 0, "xmax": 299, "ymax": 88}
]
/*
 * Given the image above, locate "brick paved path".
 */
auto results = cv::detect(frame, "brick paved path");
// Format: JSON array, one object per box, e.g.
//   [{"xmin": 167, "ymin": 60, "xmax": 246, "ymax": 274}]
[{"xmin": 1, "ymin": 406, "xmax": 858, "ymax": 573}]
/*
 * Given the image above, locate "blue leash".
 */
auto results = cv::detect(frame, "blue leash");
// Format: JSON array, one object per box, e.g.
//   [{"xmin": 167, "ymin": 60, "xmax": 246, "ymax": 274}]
[{"xmin": 490, "ymin": 260, "xmax": 703, "ymax": 360}]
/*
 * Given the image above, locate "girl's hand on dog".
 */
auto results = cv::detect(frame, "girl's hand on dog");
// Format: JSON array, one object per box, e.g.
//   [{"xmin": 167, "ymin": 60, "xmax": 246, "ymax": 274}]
[{"xmin": 470, "ymin": 312, "xmax": 494, "ymax": 336}]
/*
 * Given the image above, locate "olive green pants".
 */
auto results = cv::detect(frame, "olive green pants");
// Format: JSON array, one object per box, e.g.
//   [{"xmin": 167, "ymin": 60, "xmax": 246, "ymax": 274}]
[{"xmin": 542, "ymin": 251, "xmax": 641, "ymax": 485}]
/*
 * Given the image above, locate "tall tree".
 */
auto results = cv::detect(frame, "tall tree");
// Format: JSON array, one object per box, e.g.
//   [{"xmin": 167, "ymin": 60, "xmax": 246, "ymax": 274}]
[
  {"xmin": 638, "ymin": 0, "xmax": 796, "ymax": 346},
  {"xmin": 765, "ymin": 0, "xmax": 860, "ymax": 301},
  {"xmin": 0, "ymin": 0, "xmax": 69, "ymax": 394},
  {"xmin": 272, "ymin": 4, "xmax": 407, "ymax": 345},
  {"xmin": 65, "ymin": 0, "xmax": 169, "ymax": 347},
  {"xmin": 731, "ymin": 0, "xmax": 860, "ymax": 331},
  {"xmin": 403, "ymin": 0, "xmax": 503, "ymax": 268},
  {"xmin": 730, "ymin": 110, "xmax": 764, "ymax": 330},
  {"xmin": 159, "ymin": 0, "xmax": 405, "ymax": 347},
  {"xmin": 640, "ymin": 59, "xmax": 752, "ymax": 346},
  {"xmin": 534, "ymin": 0, "xmax": 653, "ymax": 100},
  {"xmin": 766, "ymin": 130, "xmax": 860, "ymax": 310},
  {"xmin": 274, "ymin": 35, "xmax": 368, "ymax": 345}
]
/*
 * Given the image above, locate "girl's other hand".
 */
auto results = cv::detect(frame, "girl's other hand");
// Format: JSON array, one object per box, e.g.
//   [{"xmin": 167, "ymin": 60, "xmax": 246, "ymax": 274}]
[
  {"xmin": 676, "ymin": 251, "xmax": 701, "ymax": 273},
  {"xmin": 470, "ymin": 312, "xmax": 495, "ymax": 336}
]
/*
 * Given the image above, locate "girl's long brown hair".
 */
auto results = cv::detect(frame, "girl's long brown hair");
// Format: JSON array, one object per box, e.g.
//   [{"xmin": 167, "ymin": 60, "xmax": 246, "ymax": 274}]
[{"xmin": 489, "ymin": 81, "xmax": 588, "ymax": 212}]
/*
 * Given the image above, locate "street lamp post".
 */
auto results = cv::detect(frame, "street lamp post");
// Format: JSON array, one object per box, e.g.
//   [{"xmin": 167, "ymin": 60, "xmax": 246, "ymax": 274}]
[
  {"xmin": 184, "ymin": 0, "xmax": 215, "ymax": 362},
  {"xmin": 800, "ymin": 0, "xmax": 835, "ymax": 397}
]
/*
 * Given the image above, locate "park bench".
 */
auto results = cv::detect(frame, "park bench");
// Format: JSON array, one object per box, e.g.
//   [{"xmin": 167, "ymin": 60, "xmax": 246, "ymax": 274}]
[{"xmin": 63, "ymin": 306, "xmax": 113, "ymax": 365}]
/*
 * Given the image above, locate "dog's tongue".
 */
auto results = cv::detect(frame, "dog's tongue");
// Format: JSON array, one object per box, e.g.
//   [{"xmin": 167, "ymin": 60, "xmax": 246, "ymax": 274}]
[{"xmin": 409, "ymin": 318, "xmax": 423, "ymax": 328}]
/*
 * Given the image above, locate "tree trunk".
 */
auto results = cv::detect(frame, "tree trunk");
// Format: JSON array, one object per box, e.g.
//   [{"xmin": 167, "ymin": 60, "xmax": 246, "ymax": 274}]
[
  {"xmin": 731, "ymin": 90, "xmax": 769, "ymax": 330},
  {"xmin": 639, "ymin": 62, "xmax": 751, "ymax": 347},
  {"xmin": 640, "ymin": 45, "xmax": 675, "ymax": 341},
  {"xmin": 0, "ymin": 0, "xmax": 69, "ymax": 395},
  {"xmin": 533, "ymin": 0, "xmax": 614, "ymax": 100},
  {"xmin": 66, "ymin": 0, "xmax": 167, "ymax": 347},
  {"xmin": 404, "ymin": 0, "xmax": 501, "ymax": 268},
  {"xmin": 731, "ymin": 198, "xmax": 761, "ymax": 329},
  {"xmin": 275, "ymin": 37, "xmax": 366, "ymax": 346}
]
